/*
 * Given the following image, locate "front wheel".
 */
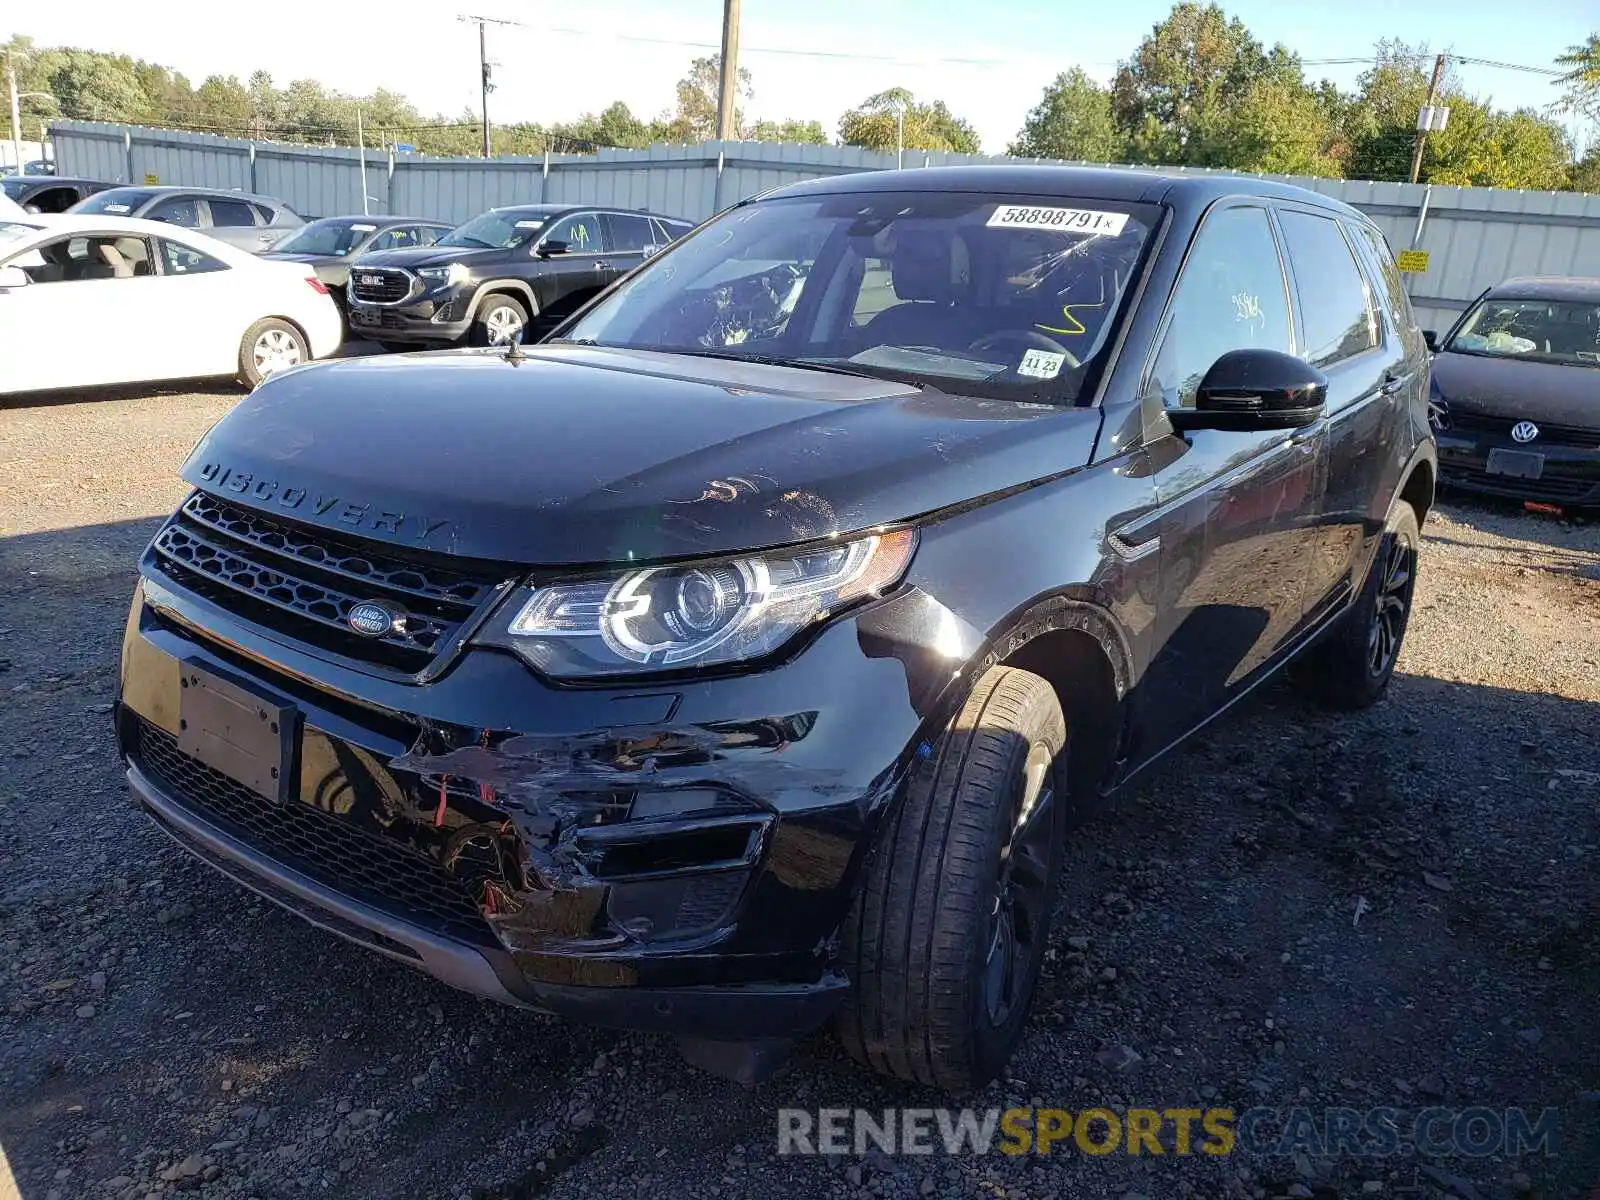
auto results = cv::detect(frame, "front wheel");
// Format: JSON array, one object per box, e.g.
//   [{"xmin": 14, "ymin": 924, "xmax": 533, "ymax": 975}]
[
  {"xmin": 837, "ymin": 666, "xmax": 1067, "ymax": 1092},
  {"xmin": 470, "ymin": 295, "xmax": 530, "ymax": 347},
  {"xmin": 1293, "ymin": 500, "xmax": 1420, "ymax": 709},
  {"xmin": 237, "ymin": 318, "xmax": 308, "ymax": 388}
]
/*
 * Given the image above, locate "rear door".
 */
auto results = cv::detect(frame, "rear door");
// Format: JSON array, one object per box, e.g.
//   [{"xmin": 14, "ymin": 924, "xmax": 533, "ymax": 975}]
[
  {"xmin": 602, "ymin": 212, "xmax": 655, "ymax": 275},
  {"xmin": 1274, "ymin": 207, "xmax": 1398, "ymax": 623},
  {"xmin": 1136, "ymin": 201, "xmax": 1325, "ymax": 754}
]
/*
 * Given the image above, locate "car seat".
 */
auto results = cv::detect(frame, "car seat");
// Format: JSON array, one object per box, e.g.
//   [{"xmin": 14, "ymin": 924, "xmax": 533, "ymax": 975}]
[{"xmin": 861, "ymin": 227, "xmax": 973, "ymax": 351}]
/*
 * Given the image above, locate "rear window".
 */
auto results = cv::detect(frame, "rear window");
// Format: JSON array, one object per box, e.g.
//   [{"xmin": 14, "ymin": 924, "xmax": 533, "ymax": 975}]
[{"xmin": 73, "ymin": 188, "xmax": 158, "ymax": 216}]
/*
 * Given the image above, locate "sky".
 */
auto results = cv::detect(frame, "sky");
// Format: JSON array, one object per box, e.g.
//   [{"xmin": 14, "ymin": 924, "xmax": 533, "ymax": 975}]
[{"xmin": 8, "ymin": 0, "xmax": 1597, "ymax": 152}]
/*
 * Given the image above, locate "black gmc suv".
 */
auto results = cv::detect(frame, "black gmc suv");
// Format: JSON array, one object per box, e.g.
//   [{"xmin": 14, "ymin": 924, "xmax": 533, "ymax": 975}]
[
  {"xmin": 117, "ymin": 167, "xmax": 1436, "ymax": 1091},
  {"xmin": 346, "ymin": 204, "xmax": 693, "ymax": 348}
]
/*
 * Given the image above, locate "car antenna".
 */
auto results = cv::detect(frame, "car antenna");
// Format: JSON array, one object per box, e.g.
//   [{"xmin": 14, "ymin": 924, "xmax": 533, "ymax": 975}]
[{"xmin": 503, "ymin": 327, "xmax": 527, "ymax": 365}]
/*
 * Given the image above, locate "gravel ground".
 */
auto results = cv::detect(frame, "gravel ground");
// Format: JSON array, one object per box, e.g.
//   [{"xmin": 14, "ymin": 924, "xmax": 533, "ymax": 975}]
[{"xmin": 1, "ymin": 385, "xmax": 1597, "ymax": 1200}]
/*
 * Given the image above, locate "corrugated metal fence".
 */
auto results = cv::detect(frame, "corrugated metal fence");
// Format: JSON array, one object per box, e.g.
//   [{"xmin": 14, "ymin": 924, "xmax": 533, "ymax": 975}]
[{"xmin": 49, "ymin": 121, "xmax": 1600, "ymax": 333}]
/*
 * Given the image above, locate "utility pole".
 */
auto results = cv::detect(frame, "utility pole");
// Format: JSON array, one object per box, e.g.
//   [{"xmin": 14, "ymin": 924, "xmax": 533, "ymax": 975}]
[
  {"xmin": 1408, "ymin": 53, "xmax": 1448, "ymax": 186},
  {"xmin": 716, "ymin": 0, "xmax": 742, "ymax": 141},
  {"xmin": 356, "ymin": 106, "xmax": 369, "ymax": 216},
  {"xmin": 478, "ymin": 19, "xmax": 491, "ymax": 157},
  {"xmin": 460, "ymin": 14, "xmax": 517, "ymax": 157}
]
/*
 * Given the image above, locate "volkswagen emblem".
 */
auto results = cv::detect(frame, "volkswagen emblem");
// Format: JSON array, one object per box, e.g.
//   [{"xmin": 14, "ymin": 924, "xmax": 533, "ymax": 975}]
[
  {"xmin": 347, "ymin": 600, "xmax": 398, "ymax": 637},
  {"xmin": 1510, "ymin": 420, "xmax": 1540, "ymax": 444}
]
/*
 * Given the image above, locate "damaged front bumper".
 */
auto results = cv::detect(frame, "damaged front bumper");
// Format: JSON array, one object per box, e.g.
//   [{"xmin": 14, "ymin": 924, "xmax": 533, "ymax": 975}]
[{"xmin": 116, "ymin": 572, "xmax": 963, "ymax": 1041}]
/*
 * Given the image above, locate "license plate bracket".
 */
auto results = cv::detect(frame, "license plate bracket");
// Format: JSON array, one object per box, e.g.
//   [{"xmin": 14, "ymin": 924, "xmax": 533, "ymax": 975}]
[
  {"xmin": 176, "ymin": 659, "xmax": 299, "ymax": 804},
  {"xmin": 1486, "ymin": 448, "xmax": 1544, "ymax": 479}
]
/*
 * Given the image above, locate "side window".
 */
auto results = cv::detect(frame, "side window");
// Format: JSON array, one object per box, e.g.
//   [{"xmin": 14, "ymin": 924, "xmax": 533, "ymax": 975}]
[
  {"xmin": 607, "ymin": 213, "xmax": 655, "ymax": 254},
  {"xmin": 248, "ymin": 203, "xmax": 276, "ymax": 226},
  {"xmin": 542, "ymin": 212, "xmax": 606, "ymax": 254},
  {"xmin": 1149, "ymin": 205, "xmax": 1294, "ymax": 409},
  {"xmin": 208, "ymin": 198, "xmax": 259, "ymax": 228},
  {"xmin": 365, "ymin": 228, "xmax": 410, "ymax": 252},
  {"xmin": 10, "ymin": 235, "xmax": 153, "ymax": 283},
  {"xmin": 1351, "ymin": 222, "xmax": 1421, "ymax": 356},
  {"xmin": 146, "ymin": 196, "xmax": 202, "ymax": 228},
  {"xmin": 1278, "ymin": 211, "xmax": 1378, "ymax": 369},
  {"xmin": 158, "ymin": 239, "xmax": 229, "ymax": 276}
]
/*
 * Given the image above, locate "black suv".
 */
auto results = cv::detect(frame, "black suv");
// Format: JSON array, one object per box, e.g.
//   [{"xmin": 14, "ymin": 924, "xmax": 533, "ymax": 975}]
[
  {"xmin": 117, "ymin": 167, "xmax": 1435, "ymax": 1091},
  {"xmin": 346, "ymin": 204, "xmax": 693, "ymax": 348}
]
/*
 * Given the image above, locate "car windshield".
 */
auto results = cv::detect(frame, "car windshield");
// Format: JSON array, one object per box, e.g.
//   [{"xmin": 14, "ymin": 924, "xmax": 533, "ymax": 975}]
[
  {"xmin": 73, "ymin": 188, "xmax": 157, "ymax": 216},
  {"xmin": 0, "ymin": 221, "xmax": 41, "ymax": 246},
  {"xmin": 440, "ymin": 210, "xmax": 545, "ymax": 250},
  {"xmin": 1446, "ymin": 296, "xmax": 1600, "ymax": 368},
  {"xmin": 554, "ymin": 192, "xmax": 1159, "ymax": 404},
  {"xmin": 272, "ymin": 219, "xmax": 376, "ymax": 256}
]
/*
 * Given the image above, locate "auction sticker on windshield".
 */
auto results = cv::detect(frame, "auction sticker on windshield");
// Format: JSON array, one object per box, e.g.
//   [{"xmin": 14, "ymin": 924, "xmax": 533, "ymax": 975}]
[
  {"xmin": 987, "ymin": 205, "xmax": 1128, "ymax": 236},
  {"xmin": 1017, "ymin": 349, "xmax": 1067, "ymax": 380}
]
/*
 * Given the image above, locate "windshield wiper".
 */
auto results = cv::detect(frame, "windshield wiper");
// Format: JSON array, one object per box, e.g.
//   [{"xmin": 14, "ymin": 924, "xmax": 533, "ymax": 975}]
[{"xmin": 672, "ymin": 349, "xmax": 929, "ymax": 388}]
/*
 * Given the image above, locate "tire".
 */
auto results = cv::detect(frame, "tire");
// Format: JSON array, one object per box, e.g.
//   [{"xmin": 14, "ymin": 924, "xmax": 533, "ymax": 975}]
[
  {"xmin": 237, "ymin": 318, "xmax": 309, "ymax": 389},
  {"xmin": 1293, "ymin": 500, "xmax": 1420, "ymax": 709},
  {"xmin": 469, "ymin": 294, "xmax": 531, "ymax": 347},
  {"xmin": 837, "ymin": 666, "xmax": 1068, "ymax": 1092}
]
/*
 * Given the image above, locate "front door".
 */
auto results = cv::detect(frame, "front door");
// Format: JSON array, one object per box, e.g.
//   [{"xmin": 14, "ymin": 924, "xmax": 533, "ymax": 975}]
[
  {"xmin": 1135, "ymin": 203, "xmax": 1326, "ymax": 758},
  {"xmin": 532, "ymin": 211, "xmax": 611, "ymax": 318}
]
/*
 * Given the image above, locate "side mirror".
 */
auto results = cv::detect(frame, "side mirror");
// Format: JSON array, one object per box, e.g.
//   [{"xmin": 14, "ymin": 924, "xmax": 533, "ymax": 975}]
[
  {"xmin": 538, "ymin": 239, "xmax": 571, "ymax": 258},
  {"xmin": 23, "ymin": 204, "xmax": 40, "ymax": 215},
  {"xmin": 0, "ymin": 265, "xmax": 29, "ymax": 290},
  {"xmin": 1169, "ymin": 348, "xmax": 1327, "ymax": 434},
  {"xmin": 1422, "ymin": 329, "xmax": 1438, "ymax": 352}
]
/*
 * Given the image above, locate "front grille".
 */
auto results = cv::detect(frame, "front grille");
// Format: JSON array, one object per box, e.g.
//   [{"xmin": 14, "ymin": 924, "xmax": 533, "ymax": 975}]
[
  {"xmin": 1447, "ymin": 411, "xmax": 1600, "ymax": 448},
  {"xmin": 134, "ymin": 719, "xmax": 495, "ymax": 945},
  {"xmin": 349, "ymin": 268, "xmax": 414, "ymax": 304},
  {"xmin": 148, "ymin": 491, "xmax": 509, "ymax": 676},
  {"xmin": 1443, "ymin": 462, "xmax": 1599, "ymax": 502}
]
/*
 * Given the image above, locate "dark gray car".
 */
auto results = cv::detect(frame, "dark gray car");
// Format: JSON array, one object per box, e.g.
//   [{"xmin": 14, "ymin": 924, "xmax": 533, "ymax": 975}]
[
  {"xmin": 68, "ymin": 186, "xmax": 305, "ymax": 251},
  {"xmin": 1428, "ymin": 275, "xmax": 1600, "ymax": 508},
  {"xmin": 261, "ymin": 216, "xmax": 453, "ymax": 320}
]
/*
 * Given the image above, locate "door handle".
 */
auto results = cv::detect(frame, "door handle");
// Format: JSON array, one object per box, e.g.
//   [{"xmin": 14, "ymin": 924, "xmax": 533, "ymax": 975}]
[
  {"xmin": 1379, "ymin": 371, "xmax": 1407, "ymax": 396},
  {"xmin": 594, "ymin": 260, "xmax": 611, "ymax": 270}
]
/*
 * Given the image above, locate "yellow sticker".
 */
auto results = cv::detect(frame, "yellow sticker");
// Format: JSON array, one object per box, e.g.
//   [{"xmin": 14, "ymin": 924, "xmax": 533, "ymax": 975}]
[
  {"xmin": 1396, "ymin": 250, "xmax": 1428, "ymax": 273},
  {"xmin": 143, "ymin": 173, "xmax": 159, "ymax": 185}
]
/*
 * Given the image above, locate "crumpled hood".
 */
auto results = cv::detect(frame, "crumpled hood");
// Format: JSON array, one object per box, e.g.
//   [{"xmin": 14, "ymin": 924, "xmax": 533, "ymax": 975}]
[
  {"xmin": 1432, "ymin": 350, "xmax": 1600, "ymax": 423},
  {"xmin": 180, "ymin": 346, "xmax": 1101, "ymax": 566}
]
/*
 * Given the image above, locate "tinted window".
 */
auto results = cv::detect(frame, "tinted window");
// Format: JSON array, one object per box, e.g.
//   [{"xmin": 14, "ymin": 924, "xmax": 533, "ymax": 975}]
[
  {"xmin": 208, "ymin": 198, "xmax": 258, "ymax": 228},
  {"xmin": 249, "ymin": 203, "xmax": 276, "ymax": 225},
  {"xmin": 1352, "ymin": 222, "xmax": 1421, "ymax": 355},
  {"xmin": 542, "ymin": 212, "xmax": 606, "ymax": 254},
  {"xmin": 1149, "ymin": 206, "xmax": 1293, "ymax": 409},
  {"xmin": 608, "ymin": 213, "xmax": 655, "ymax": 254},
  {"xmin": 1279, "ymin": 211, "xmax": 1377, "ymax": 368},
  {"xmin": 158, "ymin": 239, "xmax": 228, "ymax": 275},
  {"xmin": 147, "ymin": 197, "xmax": 202, "ymax": 228}
]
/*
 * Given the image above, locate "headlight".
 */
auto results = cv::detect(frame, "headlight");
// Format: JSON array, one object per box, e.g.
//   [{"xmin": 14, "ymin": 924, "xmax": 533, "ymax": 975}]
[
  {"xmin": 418, "ymin": 263, "xmax": 468, "ymax": 287},
  {"xmin": 500, "ymin": 529, "xmax": 917, "ymax": 678}
]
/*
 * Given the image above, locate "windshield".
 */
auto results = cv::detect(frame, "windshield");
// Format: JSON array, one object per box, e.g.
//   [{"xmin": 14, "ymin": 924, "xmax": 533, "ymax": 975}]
[
  {"xmin": 271, "ymin": 219, "xmax": 377, "ymax": 256},
  {"xmin": 1447, "ymin": 297, "xmax": 1600, "ymax": 367},
  {"xmin": 441, "ymin": 210, "xmax": 545, "ymax": 250},
  {"xmin": 0, "ymin": 221, "xmax": 41, "ymax": 247},
  {"xmin": 555, "ymin": 192, "xmax": 1158, "ymax": 404},
  {"xmin": 72, "ymin": 188, "xmax": 157, "ymax": 216}
]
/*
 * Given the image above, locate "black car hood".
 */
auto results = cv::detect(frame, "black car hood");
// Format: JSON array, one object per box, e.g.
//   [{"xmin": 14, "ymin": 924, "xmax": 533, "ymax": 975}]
[
  {"xmin": 180, "ymin": 346, "xmax": 1102, "ymax": 566},
  {"xmin": 1432, "ymin": 350, "xmax": 1600, "ymax": 423},
  {"xmin": 351, "ymin": 244, "xmax": 507, "ymax": 271}
]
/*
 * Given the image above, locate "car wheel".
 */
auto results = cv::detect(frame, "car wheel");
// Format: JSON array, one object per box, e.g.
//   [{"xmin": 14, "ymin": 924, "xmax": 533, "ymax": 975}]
[
  {"xmin": 471, "ymin": 295, "xmax": 530, "ymax": 347},
  {"xmin": 1293, "ymin": 500, "xmax": 1420, "ymax": 709},
  {"xmin": 837, "ymin": 665, "xmax": 1067, "ymax": 1092},
  {"xmin": 237, "ymin": 319, "xmax": 308, "ymax": 388}
]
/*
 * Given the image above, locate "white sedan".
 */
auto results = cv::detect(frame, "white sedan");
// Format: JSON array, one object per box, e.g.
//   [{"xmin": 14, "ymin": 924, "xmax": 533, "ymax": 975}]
[{"xmin": 0, "ymin": 214, "xmax": 343, "ymax": 394}]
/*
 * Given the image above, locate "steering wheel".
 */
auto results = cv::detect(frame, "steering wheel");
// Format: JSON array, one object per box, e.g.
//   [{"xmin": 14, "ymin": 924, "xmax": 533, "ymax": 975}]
[{"xmin": 967, "ymin": 329, "xmax": 1081, "ymax": 371}]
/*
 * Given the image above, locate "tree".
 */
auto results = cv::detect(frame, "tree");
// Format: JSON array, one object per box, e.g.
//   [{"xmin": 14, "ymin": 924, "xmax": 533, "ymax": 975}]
[
  {"xmin": 1111, "ymin": 2, "xmax": 1288, "ymax": 164},
  {"xmin": 40, "ymin": 49, "xmax": 149, "ymax": 123},
  {"xmin": 1009, "ymin": 68, "xmax": 1121, "ymax": 161},
  {"xmin": 662, "ymin": 55, "xmax": 752, "ymax": 141},
  {"xmin": 747, "ymin": 118, "xmax": 829, "ymax": 144},
  {"xmin": 1553, "ymin": 32, "xmax": 1600, "ymax": 120},
  {"xmin": 1342, "ymin": 40, "xmax": 1454, "ymax": 182},
  {"xmin": 838, "ymin": 87, "xmax": 980, "ymax": 154},
  {"xmin": 1220, "ymin": 76, "xmax": 1344, "ymax": 177}
]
